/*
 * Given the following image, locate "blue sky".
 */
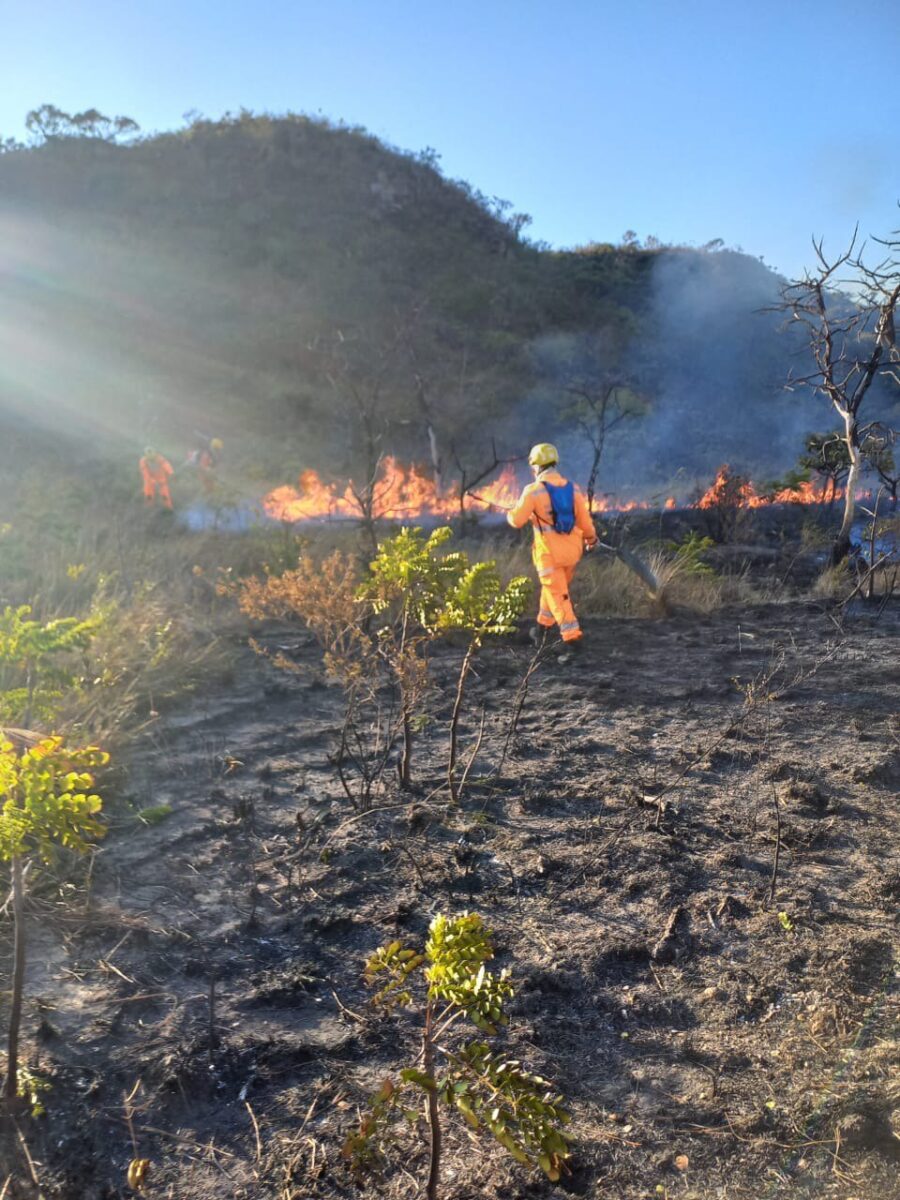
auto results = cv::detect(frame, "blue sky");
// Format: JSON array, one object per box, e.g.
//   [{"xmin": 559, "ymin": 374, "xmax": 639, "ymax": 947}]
[{"xmin": 2, "ymin": 0, "xmax": 898, "ymax": 278}]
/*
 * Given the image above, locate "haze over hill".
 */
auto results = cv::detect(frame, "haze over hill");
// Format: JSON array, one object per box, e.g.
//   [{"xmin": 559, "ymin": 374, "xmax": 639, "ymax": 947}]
[{"xmin": 1, "ymin": 110, "xmax": 897, "ymax": 500}]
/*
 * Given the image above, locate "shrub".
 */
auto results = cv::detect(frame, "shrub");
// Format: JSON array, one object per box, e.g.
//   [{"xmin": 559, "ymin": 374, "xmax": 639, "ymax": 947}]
[
  {"xmin": 343, "ymin": 912, "xmax": 570, "ymax": 1197},
  {"xmin": 0, "ymin": 604, "xmax": 102, "ymax": 725},
  {"xmin": 0, "ymin": 736, "xmax": 107, "ymax": 1105},
  {"xmin": 233, "ymin": 548, "xmax": 388, "ymax": 808},
  {"xmin": 360, "ymin": 527, "xmax": 530, "ymax": 799},
  {"xmin": 237, "ymin": 528, "xmax": 529, "ymax": 803}
]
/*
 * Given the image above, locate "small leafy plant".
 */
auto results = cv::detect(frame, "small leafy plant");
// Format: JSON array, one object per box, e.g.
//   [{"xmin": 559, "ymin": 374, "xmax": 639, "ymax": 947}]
[
  {"xmin": 0, "ymin": 604, "xmax": 102, "ymax": 724},
  {"xmin": 0, "ymin": 736, "xmax": 107, "ymax": 1105},
  {"xmin": 236, "ymin": 529, "xmax": 529, "ymax": 804},
  {"xmin": 664, "ymin": 530, "xmax": 717, "ymax": 576},
  {"xmin": 17, "ymin": 1065, "xmax": 51, "ymax": 1117},
  {"xmin": 343, "ymin": 912, "xmax": 570, "ymax": 1198},
  {"xmin": 434, "ymin": 560, "xmax": 531, "ymax": 802},
  {"xmin": 362, "ymin": 527, "xmax": 530, "ymax": 799},
  {"xmin": 361, "ymin": 526, "xmax": 459, "ymax": 789}
]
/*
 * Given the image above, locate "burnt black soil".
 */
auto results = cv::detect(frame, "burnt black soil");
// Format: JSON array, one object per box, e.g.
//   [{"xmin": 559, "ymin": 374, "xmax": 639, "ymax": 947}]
[{"xmin": 2, "ymin": 600, "xmax": 899, "ymax": 1199}]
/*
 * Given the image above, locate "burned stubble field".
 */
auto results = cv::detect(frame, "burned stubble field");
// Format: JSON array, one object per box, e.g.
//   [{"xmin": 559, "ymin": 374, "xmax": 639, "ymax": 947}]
[{"xmin": 2, "ymin": 597, "xmax": 899, "ymax": 1200}]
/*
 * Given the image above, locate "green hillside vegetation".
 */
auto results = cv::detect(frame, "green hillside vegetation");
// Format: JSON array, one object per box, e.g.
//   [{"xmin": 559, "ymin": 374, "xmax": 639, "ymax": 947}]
[{"xmin": 1, "ymin": 107, "xmax": 893, "ymax": 498}]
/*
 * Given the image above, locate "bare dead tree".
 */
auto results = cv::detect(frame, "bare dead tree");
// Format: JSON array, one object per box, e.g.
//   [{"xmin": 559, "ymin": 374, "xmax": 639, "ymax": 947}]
[
  {"xmin": 451, "ymin": 438, "xmax": 522, "ymax": 519},
  {"xmin": 396, "ymin": 297, "xmax": 520, "ymax": 502},
  {"xmin": 531, "ymin": 326, "xmax": 641, "ymax": 513},
  {"xmin": 407, "ymin": 328, "xmax": 462, "ymax": 498},
  {"xmin": 313, "ymin": 323, "xmax": 408, "ymax": 549},
  {"xmin": 565, "ymin": 380, "xmax": 640, "ymax": 513},
  {"xmin": 773, "ymin": 223, "xmax": 900, "ymax": 563}
]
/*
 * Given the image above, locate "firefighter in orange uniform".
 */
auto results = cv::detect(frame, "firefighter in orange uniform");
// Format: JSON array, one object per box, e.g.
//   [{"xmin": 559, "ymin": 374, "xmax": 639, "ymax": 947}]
[
  {"xmin": 139, "ymin": 447, "xmax": 174, "ymax": 509},
  {"xmin": 507, "ymin": 443, "xmax": 597, "ymax": 647},
  {"xmin": 187, "ymin": 435, "xmax": 224, "ymax": 495}
]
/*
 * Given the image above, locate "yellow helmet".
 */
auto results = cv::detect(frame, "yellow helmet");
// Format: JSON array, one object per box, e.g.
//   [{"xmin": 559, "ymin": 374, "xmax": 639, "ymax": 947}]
[
  {"xmin": 210, "ymin": 438, "xmax": 224, "ymax": 451},
  {"xmin": 528, "ymin": 442, "xmax": 559, "ymax": 469}
]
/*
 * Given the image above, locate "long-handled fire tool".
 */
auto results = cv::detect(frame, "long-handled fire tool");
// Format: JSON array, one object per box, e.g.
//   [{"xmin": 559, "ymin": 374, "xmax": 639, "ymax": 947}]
[{"xmin": 466, "ymin": 492, "xmax": 665, "ymax": 600}]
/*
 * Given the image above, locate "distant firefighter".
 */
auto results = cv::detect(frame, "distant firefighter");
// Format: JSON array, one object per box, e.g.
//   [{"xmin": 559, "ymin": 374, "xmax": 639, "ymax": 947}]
[
  {"xmin": 140, "ymin": 447, "xmax": 174, "ymax": 509},
  {"xmin": 507, "ymin": 442, "xmax": 597, "ymax": 651},
  {"xmin": 187, "ymin": 434, "xmax": 223, "ymax": 494}
]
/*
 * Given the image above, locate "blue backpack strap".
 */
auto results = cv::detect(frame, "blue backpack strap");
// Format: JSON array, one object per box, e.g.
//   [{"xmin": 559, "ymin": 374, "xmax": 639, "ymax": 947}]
[{"xmin": 543, "ymin": 480, "xmax": 576, "ymax": 533}]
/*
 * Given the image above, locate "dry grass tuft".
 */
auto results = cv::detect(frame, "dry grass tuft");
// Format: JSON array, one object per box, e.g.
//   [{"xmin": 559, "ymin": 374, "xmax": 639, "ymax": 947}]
[
  {"xmin": 474, "ymin": 537, "xmax": 762, "ymax": 618},
  {"xmin": 578, "ymin": 555, "xmax": 651, "ymax": 616},
  {"xmin": 813, "ymin": 561, "xmax": 853, "ymax": 600},
  {"xmin": 61, "ymin": 591, "xmax": 231, "ymax": 746}
]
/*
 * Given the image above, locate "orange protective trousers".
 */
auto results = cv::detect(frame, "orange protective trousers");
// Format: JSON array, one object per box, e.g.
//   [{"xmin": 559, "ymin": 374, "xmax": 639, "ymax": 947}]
[
  {"xmin": 535, "ymin": 561, "xmax": 580, "ymax": 641},
  {"xmin": 140, "ymin": 458, "xmax": 173, "ymax": 509}
]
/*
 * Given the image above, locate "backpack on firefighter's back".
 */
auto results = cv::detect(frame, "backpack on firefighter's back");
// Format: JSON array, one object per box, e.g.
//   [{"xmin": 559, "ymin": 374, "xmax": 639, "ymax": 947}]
[{"xmin": 542, "ymin": 481, "xmax": 576, "ymax": 533}]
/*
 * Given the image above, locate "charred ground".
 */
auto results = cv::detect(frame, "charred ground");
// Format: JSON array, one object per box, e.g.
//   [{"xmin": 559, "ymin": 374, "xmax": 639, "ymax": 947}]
[{"xmin": 2, "ymin": 575, "xmax": 898, "ymax": 1199}]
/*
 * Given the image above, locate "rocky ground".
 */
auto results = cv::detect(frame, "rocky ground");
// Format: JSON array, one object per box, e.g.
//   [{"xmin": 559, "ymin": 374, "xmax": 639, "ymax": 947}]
[{"xmin": 2, "ymin": 595, "xmax": 899, "ymax": 1199}]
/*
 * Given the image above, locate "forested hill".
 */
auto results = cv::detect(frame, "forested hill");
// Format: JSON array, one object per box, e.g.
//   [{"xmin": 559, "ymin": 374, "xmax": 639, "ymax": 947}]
[{"xmin": 1, "ymin": 110, "xmax": 890, "ymax": 493}]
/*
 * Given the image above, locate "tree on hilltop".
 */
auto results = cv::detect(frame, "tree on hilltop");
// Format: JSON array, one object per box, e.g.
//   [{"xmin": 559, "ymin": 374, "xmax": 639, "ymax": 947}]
[{"xmin": 25, "ymin": 104, "xmax": 139, "ymax": 144}]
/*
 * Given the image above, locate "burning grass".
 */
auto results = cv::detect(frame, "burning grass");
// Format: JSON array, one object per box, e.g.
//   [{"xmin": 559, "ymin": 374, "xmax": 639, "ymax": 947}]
[
  {"xmin": 263, "ymin": 456, "xmax": 521, "ymax": 523},
  {"xmin": 261, "ymin": 458, "xmax": 872, "ymax": 530}
]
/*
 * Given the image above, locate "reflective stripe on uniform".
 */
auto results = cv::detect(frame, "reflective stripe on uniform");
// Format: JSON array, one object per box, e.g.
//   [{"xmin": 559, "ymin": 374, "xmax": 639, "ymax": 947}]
[
  {"xmin": 559, "ymin": 620, "xmax": 580, "ymax": 633},
  {"xmin": 538, "ymin": 567, "xmax": 555, "ymax": 578}
]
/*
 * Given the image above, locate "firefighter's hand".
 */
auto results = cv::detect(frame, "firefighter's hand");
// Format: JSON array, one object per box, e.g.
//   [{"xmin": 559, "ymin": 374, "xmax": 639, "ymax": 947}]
[{"xmin": 585, "ymin": 539, "xmax": 599, "ymax": 553}]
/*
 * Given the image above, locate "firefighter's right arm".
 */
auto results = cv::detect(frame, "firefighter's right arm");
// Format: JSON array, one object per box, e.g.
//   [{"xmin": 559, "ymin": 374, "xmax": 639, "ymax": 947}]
[{"xmin": 507, "ymin": 485, "xmax": 536, "ymax": 529}]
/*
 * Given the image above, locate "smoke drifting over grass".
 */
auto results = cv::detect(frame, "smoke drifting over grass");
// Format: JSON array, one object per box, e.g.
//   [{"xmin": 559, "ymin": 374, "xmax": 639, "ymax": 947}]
[{"xmin": 604, "ymin": 249, "xmax": 820, "ymax": 494}]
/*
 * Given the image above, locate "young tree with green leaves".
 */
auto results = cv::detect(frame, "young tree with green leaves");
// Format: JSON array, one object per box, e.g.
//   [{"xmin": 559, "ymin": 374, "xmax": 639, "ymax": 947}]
[
  {"xmin": 434, "ymin": 562, "xmax": 530, "ymax": 803},
  {"xmin": 798, "ymin": 432, "xmax": 850, "ymax": 507},
  {"xmin": 361, "ymin": 526, "xmax": 461, "ymax": 789},
  {"xmin": 0, "ymin": 604, "xmax": 102, "ymax": 726},
  {"xmin": 361, "ymin": 527, "xmax": 530, "ymax": 798},
  {"xmin": 0, "ymin": 736, "xmax": 107, "ymax": 1105},
  {"xmin": 343, "ymin": 912, "xmax": 570, "ymax": 1199},
  {"xmin": 238, "ymin": 529, "xmax": 529, "ymax": 801}
]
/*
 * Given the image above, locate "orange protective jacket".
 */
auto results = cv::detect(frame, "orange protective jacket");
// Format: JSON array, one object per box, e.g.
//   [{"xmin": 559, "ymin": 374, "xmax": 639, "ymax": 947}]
[
  {"xmin": 140, "ymin": 454, "xmax": 174, "ymax": 485},
  {"xmin": 507, "ymin": 468, "xmax": 597, "ymax": 566}
]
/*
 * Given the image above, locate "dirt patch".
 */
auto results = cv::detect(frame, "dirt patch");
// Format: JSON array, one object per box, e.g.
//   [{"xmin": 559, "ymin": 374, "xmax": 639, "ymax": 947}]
[{"xmin": 2, "ymin": 600, "xmax": 899, "ymax": 1199}]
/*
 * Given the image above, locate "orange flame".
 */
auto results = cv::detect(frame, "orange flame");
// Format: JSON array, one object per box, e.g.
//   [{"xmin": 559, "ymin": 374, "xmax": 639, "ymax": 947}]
[
  {"xmin": 263, "ymin": 460, "xmax": 858, "ymax": 524},
  {"xmin": 695, "ymin": 464, "xmax": 840, "ymax": 509},
  {"xmin": 263, "ymin": 456, "xmax": 520, "ymax": 522}
]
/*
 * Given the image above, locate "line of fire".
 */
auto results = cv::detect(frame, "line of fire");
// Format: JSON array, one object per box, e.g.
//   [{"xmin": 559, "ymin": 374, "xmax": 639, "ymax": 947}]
[{"xmin": 262, "ymin": 457, "xmax": 864, "ymax": 524}]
